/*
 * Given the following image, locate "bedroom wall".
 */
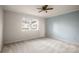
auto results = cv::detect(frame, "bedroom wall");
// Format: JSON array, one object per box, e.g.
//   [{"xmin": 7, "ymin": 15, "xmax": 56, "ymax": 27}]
[
  {"xmin": 0, "ymin": 6, "xmax": 3, "ymax": 51},
  {"xmin": 3, "ymin": 10, "xmax": 45, "ymax": 44},
  {"xmin": 46, "ymin": 10, "xmax": 79, "ymax": 45}
]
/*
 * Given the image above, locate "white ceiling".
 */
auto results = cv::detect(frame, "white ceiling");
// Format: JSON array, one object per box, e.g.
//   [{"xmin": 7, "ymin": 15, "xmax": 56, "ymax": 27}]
[{"xmin": 3, "ymin": 5, "xmax": 79, "ymax": 18}]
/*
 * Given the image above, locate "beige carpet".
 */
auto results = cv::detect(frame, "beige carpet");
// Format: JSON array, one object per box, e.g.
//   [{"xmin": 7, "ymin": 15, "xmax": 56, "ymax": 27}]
[{"xmin": 2, "ymin": 38, "xmax": 79, "ymax": 53}]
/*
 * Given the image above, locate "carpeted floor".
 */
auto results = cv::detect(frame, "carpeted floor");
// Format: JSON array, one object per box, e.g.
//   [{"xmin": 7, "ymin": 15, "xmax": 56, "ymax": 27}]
[{"xmin": 2, "ymin": 38, "xmax": 79, "ymax": 53}]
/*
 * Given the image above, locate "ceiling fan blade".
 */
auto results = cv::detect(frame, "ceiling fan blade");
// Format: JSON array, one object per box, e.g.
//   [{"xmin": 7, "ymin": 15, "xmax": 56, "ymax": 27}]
[
  {"xmin": 46, "ymin": 8, "xmax": 53, "ymax": 10},
  {"xmin": 37, "ymin": 8, "xmax": 41, "ymax": 9},
  {"xmin": 39, "ymin": 10, "xmax": 42, "ymax": 13}
]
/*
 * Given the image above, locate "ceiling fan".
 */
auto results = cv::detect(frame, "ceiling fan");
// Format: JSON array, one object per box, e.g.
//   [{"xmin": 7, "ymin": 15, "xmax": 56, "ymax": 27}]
[{"xmin": 37, "ymin": 5, "xmax": 53, "ymax": 13}]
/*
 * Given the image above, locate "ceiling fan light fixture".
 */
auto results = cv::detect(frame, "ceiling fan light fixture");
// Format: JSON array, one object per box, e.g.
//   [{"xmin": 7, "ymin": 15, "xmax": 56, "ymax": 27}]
[{"xmin": 37, "ymin": 5, "xmax": 53, "ymax": 13}]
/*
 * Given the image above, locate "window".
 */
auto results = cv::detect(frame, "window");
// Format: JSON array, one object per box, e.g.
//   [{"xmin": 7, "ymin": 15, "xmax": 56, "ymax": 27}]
[{"xmin": 22, "ymin": 17, "xmax": 39, "ymax": 31}]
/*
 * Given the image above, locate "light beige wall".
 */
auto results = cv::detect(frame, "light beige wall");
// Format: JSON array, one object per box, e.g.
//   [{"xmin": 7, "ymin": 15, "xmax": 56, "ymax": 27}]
[
  {"xmin": 3, "ymin": 11, "xmax": 45, "ymax": 44},
  {"xmin": 0, "ymin": 6, "xmax": 3, "ymax": 51}
]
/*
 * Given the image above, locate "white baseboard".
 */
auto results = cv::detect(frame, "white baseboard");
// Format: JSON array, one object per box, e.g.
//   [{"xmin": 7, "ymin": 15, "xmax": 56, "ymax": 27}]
[{"xmin": 48, "ymin": 34, "xmax": 79, "ymax": 46}]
